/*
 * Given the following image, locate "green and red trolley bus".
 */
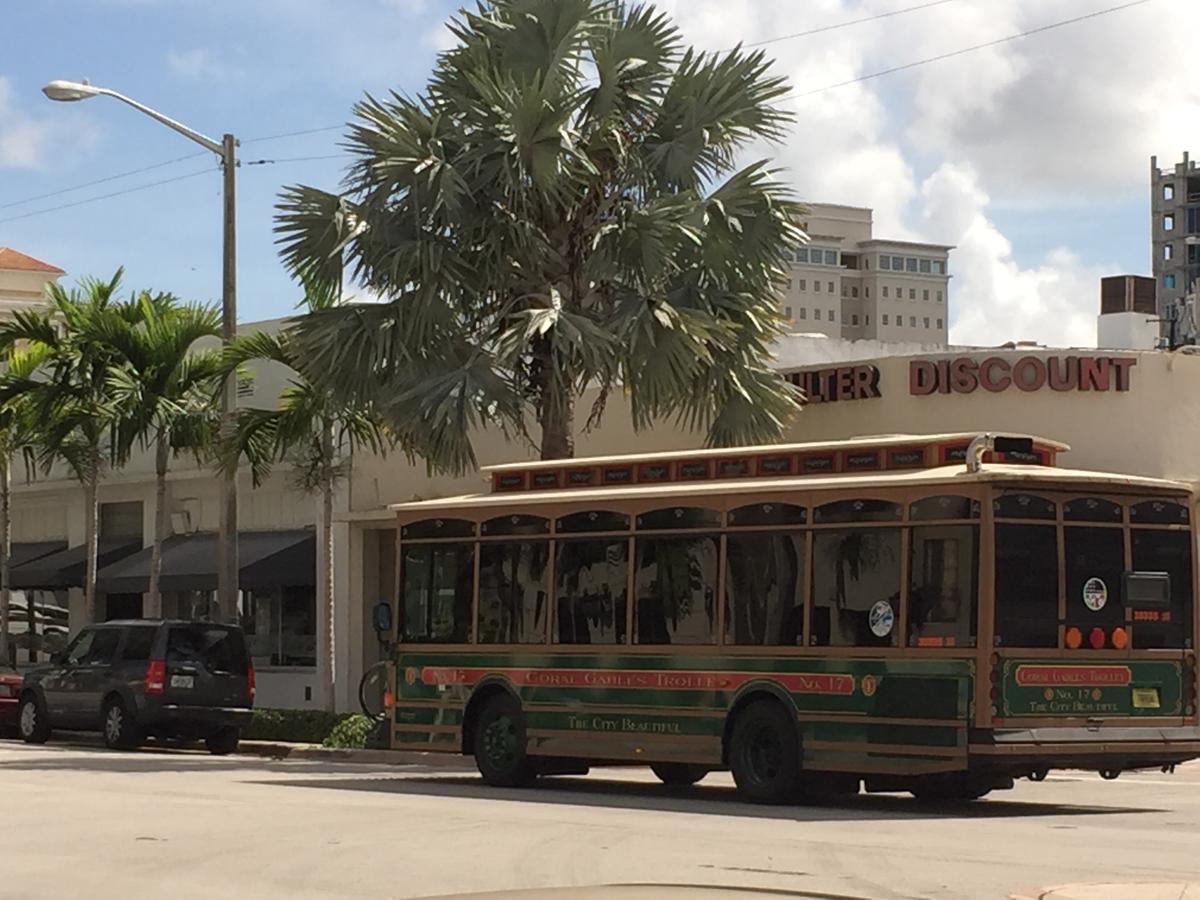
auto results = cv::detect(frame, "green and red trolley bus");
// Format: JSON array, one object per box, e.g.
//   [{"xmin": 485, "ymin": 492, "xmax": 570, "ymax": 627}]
[{"xmin": 381, "ymin": 432, "xmax": 1200, "ymax": 803}]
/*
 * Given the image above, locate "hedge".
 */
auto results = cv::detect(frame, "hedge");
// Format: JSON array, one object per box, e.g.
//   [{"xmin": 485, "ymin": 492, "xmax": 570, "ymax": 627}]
[{"xmin": 243, "ymin": 709, "xmax": 386, "ymax": 749}]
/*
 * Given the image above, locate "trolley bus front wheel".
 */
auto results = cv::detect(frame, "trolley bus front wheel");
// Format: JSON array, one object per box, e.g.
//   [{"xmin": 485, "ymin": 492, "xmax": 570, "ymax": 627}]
[
  {"xmin": 728, "ymin": 699, "xmax": 802, "ymax": 804},
  {"xmin": 473, "ymin": 693, "xmax": 537, "ymax": 788}
]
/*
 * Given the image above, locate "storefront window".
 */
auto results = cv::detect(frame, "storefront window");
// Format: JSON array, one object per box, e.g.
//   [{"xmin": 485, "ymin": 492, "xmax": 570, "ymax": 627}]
[
  {"xmin": 810, "ymin": 529, "xmax": 901, "ymax": 647},
  {"xmin": 239, "ymin": 587, "xmax": 317, "ymax": 667}
]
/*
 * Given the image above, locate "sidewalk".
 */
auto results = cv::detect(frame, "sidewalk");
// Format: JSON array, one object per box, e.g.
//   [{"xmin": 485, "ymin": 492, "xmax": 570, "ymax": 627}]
[
  {"xmin": 1011, "ymin": 884, "xmax": 1200, "ymax": 900},
  {"xmin": 236, "ymin": 740, "xmax": 475, "ymax": 768}
]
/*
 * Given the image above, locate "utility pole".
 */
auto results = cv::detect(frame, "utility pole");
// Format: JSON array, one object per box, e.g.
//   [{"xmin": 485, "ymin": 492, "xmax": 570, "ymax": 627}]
[{"xmin": 219, "ymin": 133, "xmax": 240, "ymax": 624}]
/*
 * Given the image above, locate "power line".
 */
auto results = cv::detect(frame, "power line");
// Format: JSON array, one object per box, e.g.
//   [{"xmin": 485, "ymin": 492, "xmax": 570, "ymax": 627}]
[
  {"xmin": 0, "ymin": 151, "xmax": 210, "ymax": 211},
  {"xmin": 241, "ymin": 124, "xmax": 345, "ymax": 145},
  {"xmin": 243, "ymin": 154, "xmax": 348, "ymax": 166},
  {"xmin": 791, "ymin": 0, "xmax": 1152, "ymax": 98},
  {"xmin": 0, "ymin": 169, "xmax": 214, "ymax": 226},
  {"xmin": 740, "ymin": 0, "xmax": 960, "ymax": 49}
]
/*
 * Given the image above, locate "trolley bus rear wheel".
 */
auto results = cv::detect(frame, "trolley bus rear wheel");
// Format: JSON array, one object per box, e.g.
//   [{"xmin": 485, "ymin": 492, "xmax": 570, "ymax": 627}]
[
  {"xmin": 729, "ymin": 699, "xmax": 802, "ymax": 804},
  {"xmin": 473, "ymin": 693, "xmax": 537, "ymax": 788},
  {"xmin": 650, "ymin": 763, "xmax": 710, "ymax": 787}
]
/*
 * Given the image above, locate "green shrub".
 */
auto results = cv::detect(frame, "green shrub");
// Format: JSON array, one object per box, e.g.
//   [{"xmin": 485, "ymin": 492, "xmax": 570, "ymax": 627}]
[
  {"xmin": 321, "ymin": 714, "xmax": 377, "ymax": 749},
  {"xmin": 243, "ymin": 708, "xmax": 348, "ymax": 744}
]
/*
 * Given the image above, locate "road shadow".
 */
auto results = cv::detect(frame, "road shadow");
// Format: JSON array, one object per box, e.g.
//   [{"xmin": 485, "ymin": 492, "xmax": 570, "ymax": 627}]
[{"xmin": 249, "ymin": 772, "xmax": 1167, "ymax": 822}]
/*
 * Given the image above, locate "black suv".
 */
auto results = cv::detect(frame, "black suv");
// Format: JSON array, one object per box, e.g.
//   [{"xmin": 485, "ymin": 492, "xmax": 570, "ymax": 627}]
[{"xmin": 17, "ymin": 620, "xmax": 254, "ymax": 755}]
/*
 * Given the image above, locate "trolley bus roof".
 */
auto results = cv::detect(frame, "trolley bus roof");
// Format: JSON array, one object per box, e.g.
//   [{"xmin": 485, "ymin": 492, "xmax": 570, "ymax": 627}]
[{"xmin": 390, "ymin": 462, "xmax": 1191, "ymax": 515}]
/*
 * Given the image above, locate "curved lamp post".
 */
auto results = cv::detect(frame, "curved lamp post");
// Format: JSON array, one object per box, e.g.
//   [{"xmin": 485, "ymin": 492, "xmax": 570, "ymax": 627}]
[{"xmin": 43, "ymin": 79, "xmax": 240, "ymax": 624}]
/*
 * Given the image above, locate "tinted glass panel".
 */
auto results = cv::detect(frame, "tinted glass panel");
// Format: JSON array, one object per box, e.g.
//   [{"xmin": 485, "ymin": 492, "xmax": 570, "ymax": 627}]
[
  {"xmin": 908, "ymin": 526, "xmax": 978, "ymax": 647},
  {"xmin": 726, "ymin": 533, "xmax": 805, "ymax": 645},
  {"xmin": 555, "ymin": 539, "xmax": 628, "ymax": 644},
  {"xmin": 62, "ymin": 629, "xmax": 96, "ymax": 666},
  {"xmin": 1064, "ymin": 527, "xmax": 1125, "ymax": 630},
  {"xmin": 1130, "ymin": 500, "xmax": 1190, "ymax": 525},
  {"xmin": 1132, "ymin": 530, "xmax": 1192, "ymax": 648},
  {"xmin": 810, "ymin": 529, "xmax": 901, "ymax": 647},
  {"xmin": 478, "ymin": 542, "xmax": 550, "ymax": 643},
  {"xmin": 994, "ymin": 524, "xmax": 1058, "ymax": 647},
  {"xmin": 813, "ymin": 499, "xmax": 902, "ymax": 524},
  {"xmin": 83, "ymin": 628, "xmax": 121, "ymax": 665},
  {"xmin": 401, "ymin": 543, "xmax": 474, "ymax": 643},
  {"xmin": 120, "ymin": 626, "xmax": 157, "ymax": 662},
  {"xmin": 634, "ymin": 535, "xmax": 719, "ymax": 644},
  {"xmin": 727, "ymin": 503, "xmax": 807, "ymax": 527},
  {"xmin": 165, "ymin": 625, "xmax": 247, "ymax": 674},
  {"xmin": 401, "ymin": 519, "xmax": 475, "ymax": 539},
  {"xmin": 1063, "ymin": 498, "xmax": 1123, "ymax": 522},
  {"xmin": 909, "ymin": 495, "xmax": 979, "ymax": 521},
  {"xmin": 481, "ymin": 515, "xmax": 550, "ymax": 537},
  {"xmin": 556, "ymin": 511, "xmax": 630, "ymax": 533},
  {"xmin": 994, "ymin": 494, "xmax": 1056, "ymax": 520},
  {"xmin": 636, "ymin": 507, "xmax": 721, "ymax": 530}
]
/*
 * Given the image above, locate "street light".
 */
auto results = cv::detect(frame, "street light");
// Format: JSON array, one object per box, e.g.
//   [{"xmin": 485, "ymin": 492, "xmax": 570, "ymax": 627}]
[{"xmin": 43, "ymin": 78, "xmax": 240, "ymax": 624}]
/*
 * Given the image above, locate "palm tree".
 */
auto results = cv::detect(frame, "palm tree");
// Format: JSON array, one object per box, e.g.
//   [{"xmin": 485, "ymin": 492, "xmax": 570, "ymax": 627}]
[
  {"xmin": 0, "ymin": 347, "xmax": 43, "ymax": 665},
  {"xmin": 275, "ymin": 0, "xmax": 804, "ymax": 473},
  {"xmin": 0, "ymin": 270, "xmax": 133, "ymax": 624},
  {"xmin": 106, "ymin": 292, "xmax": 223, "ymax": 617},
  {"xmin": 221, "ymin": 278, "xmax": 389, "ymax": 710}
]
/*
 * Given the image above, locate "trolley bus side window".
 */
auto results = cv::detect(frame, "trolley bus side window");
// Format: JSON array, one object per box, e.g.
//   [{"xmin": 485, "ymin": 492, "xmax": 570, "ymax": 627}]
[
  {"xmin": 401, "ymin": 543, "xmax": 474, "ymax": 643},
  {"xmin": 1131, "ymin": 528, "xmax": 1193, "ymax": 648},
  {"xmin": 725, "ymin": 532, "xmax": 806, "ymax": 646},
  {"xmin": 994, "ymin": 523, "xmax": 1058, "ymax": 647},
  {"xmin": 908, "ymin": 525, "xmax": 979, "ymax": 648}
]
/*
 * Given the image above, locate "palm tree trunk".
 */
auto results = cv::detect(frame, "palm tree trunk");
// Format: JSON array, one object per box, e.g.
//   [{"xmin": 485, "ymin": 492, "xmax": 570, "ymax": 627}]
[
  {"xmin": 537, "ymin": 349, "xmax": 575, "ymax": 459},
  {"xmin": 148, "ymin": 432, "xmax": 169, "ymax": 618},
  {"xmin": 0, "ymin": 454, "xmax": 11, "ymax": 666},
  {"xmin": 83, "ymin": 458, "xmax": 100, "ymax": 625},
  {"xmin": 320, "ymin": 428, "xmax": 335, "ymax": 712}
]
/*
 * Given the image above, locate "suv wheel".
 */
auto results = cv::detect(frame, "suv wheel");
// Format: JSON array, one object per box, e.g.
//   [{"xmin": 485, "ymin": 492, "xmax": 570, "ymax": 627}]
[
  {"xmin": 18, "ymin": 694, "xmax": 50, "ymax": 744},
  {"xmin": 102, "ymin": 697, "xmax": 141, "ymax": 751},
  {"xmin": 205, "ymin": 726, "xmax": 240, "ymax": 756}
]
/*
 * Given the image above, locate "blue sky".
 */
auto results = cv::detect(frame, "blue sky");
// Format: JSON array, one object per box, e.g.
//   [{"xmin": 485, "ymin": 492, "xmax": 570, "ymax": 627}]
[{"xmin": 0, "ymin": 0, "xmax": 1191, "ymax": 342}]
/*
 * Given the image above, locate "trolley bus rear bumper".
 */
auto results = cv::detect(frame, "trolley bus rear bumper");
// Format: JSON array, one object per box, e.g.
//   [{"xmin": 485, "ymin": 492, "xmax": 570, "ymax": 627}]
[{"xmin": 969, "ymin": 725, "xmax": 1200, "ymax": 772}]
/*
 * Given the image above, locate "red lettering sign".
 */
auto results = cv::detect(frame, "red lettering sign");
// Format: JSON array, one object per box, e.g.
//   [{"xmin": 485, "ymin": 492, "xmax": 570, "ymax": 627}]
[
  {"xmin": 1014, "ymin": 665, "xmax": 1132, "ymax": 687},
  {"xmin": 910, "ymin": 356, "xmax": 1136, "ymax": 396}
]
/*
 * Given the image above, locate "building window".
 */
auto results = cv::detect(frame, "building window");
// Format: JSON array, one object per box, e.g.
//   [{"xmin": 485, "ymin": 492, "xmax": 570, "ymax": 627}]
[
  {"xmin": 799, "ymin": 279, "xmax": 807, "ymax": 291},
  {"xmin": 827, "ymin": 281, "xmax": 834, "ymax": 293},
  {"xmin": 842, "ymin": 284, "xmax": 849, "ymax": 298},
  {"xmin": 1164, "ymin": 183, "xmax": 1174, "ymax": 201},
  {"xmin": 923, "ymin": 289, "xmax": 930, "ymax": 301},
  {"xmin": 798, "ymin": 308, "xmax": 807, "ymax": 319},
  {"xmin": 851, "ymin": 286, "xmax": 859, "ymax": 298},
  {"xmin": 795, "ymin": 248, "xmax": 808, "ymax": 263},
  {"xmin": 1164, "ymin": 244, "xmax": 1174, "ymax": 261},
  {"xmin": 882, "ymin": 286, "xmax": 889, "ymax": 298},
  {"xmin": 906, "ymin": 258, "xmax": 919, "ymax": 272},
  {"xmin": 919, "ymin": 259, "xmax": 932, "ymax": 274},
  {"xmin": 784, "ymin": 305, "xmax": 793, "ymax": 319},
  {"xmin": 242, "ymin": 588, "xmax": 317, "ymax": 667},
  {"xmin": 825, "ymin": 250, "xmax": 839, "ymax": 266},
  {"xmin": 828, "ymin": 309, "xmax": 835, "ymax": 322},
  {"xmin": 937, "ymin": 318, "xmax": 943, "ymax": 329},
  {"xmin": 813, "ymin": 281, "xmax": 821, "ymax": 293},
  {"xmin": 865, "ymin": 315, "xmax": 870, "ymax": 325},
  {"xmin": 842, "ymin": 311, "xmax": 849, "ymax": 324},
  {"xmin": 1165, "ymin": 274, "xmax": 1176, "ymax": 290},
  {"xmin": 1164, "ymin": 214, "xmax": 1175, "ymax": 231},
  {"xmin": 892, "ymin": 256, "xmax": 904, "ymax": 270},
  {"xmin": 880, "ymin": 256, "xmax": 891, "ymax": 270},
  {"xmin": 100, "ymin": 501, "xmax": 143, "ymax": 543},
  {"xmin": 865, "ymin": 287, "xmax": 870, "ymax": 298},
  {"xmin": 937, "ymin": 290, "xmax": 944, "ymax": 302},
  {"xmin": 909, "ymin": 289, "xmax": 916, "ymax": 300},
  {"xmin": 882, "ymin": 314, "xmax": 889, "ymax": 325},
  {"xmin": 909, "ymin": 316, "xmax": 916, "ymax": 327},
  {"xmin": 852, "ymin": 314, "xmax": 859, "ymax": 325},
  {"xmin": 933, "ymin": 261, "xmax": 945, "ymax": 275},
  {"xmin": 923, "ymin": 316, "xmax": 931, "ymax": 328}
]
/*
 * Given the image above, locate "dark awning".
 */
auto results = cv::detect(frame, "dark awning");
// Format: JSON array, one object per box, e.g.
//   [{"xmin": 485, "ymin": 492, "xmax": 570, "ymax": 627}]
[
  {"xmin": 11, "ymin": 539, "xmax": 141, "ymax": 590},
  {"xmin": 8, "ymin": 541, "xmax": 67, "ymax": 569},
  {"xmin": 95, "ymin": 530, "xmax": 315, "ymax": 594}
]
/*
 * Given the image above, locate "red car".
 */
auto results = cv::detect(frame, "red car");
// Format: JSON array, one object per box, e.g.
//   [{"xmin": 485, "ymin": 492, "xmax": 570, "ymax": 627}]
[{"xmin": 0, "ymin": 664, "xmax": 21, "ymax": 732}]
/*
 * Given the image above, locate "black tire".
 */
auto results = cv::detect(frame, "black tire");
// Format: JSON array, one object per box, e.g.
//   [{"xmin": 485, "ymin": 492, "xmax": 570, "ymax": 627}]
[
  {"xmin": 102, "ymin": 697, "xmax": 142, "ymax": 751},
  {"xmin": 205, "ymin": 726, "xmax": 240, "ymax": 756},
  {"xmin": 801, "ymin": 772, "xmax": 860, "ymax": 802},
  {"xmin": 729, "ymin": 699, "xmax": 801, "ymax": 804},
  {"xmin": 472, "ymin": 693, "xmax": 536, "ymax": 788},
  {"xmin": 17, "ymin": 694, "xmax": 50, "ymax": 744},
  {"xmin": 651, "ymin": 763, "xmax": 710, "ymax": 787}
]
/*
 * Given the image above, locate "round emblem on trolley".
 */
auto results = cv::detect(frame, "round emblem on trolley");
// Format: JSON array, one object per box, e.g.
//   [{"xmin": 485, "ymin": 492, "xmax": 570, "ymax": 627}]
[
  {"xmin": 1092, "ymin": 688, "xmax": 1103, "ymax": 701},
  {"xmin": 869, "ymin": 601, "xmax": 895, "ymax": 638},
  {"xmin": 861, "ymin": 674, "xmax": 877, "ymax": 697},
  {"xmin": 404, "ymin": 667, "xmax": 418, "ymax": 686},
  {"xmin": 1043, "ymin": 688, "xmax": 1054, "ymax": 701},
  {"xmin": 1082, "ymin": 577, "xmax": 1108, "ymax": 612}
]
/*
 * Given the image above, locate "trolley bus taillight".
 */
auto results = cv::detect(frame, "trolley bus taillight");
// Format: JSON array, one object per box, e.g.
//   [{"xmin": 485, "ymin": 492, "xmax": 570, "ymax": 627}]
[{"xmin": 1065, "ymin": 627, "xmax": 1083, "ymax": 649}]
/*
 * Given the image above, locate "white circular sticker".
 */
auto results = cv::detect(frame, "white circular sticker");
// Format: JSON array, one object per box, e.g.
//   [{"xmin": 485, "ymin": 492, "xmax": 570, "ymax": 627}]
[
  {"xmin": 1082, "ymin": 577, "xmax": 1108, "ymax": 611},
  {"xmin": 869, "ymin": 600, "xmax": 895, "ymax": 637}
]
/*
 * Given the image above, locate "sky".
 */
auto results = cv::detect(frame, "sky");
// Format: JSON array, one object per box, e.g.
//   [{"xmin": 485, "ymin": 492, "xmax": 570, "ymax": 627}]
[{"xmin": 0, "ymin": 0, "xmax": 1196, "ymax": 347}]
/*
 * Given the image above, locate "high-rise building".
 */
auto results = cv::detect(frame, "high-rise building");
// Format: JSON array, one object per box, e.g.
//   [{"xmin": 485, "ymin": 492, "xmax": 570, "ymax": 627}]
[
  {"xmin": 777, "ymin": 203, "xmax": 953, "ymax": 346},
  {"xmin": 1150, "ymin": 153, "xmax": 1200, "ymax": 329}
]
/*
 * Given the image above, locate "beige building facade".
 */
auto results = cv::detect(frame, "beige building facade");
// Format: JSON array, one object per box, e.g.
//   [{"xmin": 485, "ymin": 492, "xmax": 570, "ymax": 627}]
[
  {"xmin": 779, "ymin": 204, "xmax": 952, "ymax": 345},
  {"xmin": 0, "ymin": 248, "xmax": 64, "ymax": 317}
]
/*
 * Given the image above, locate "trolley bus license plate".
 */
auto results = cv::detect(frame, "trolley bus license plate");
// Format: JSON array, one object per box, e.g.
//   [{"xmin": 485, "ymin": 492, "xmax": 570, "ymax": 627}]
[
  {"xmin": 170, "ymin": 675, "xmax": 194, "ymax": 689},
  {"xmin": 1131, "ymin": 687, "xmax": 1160, "ymax": 709}
]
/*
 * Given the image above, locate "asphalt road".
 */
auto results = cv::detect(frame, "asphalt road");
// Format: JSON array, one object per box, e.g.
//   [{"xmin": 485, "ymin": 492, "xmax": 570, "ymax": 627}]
[{"xmin": 2, "ymin": 741, "xmax": 1199, "ymax": 900}]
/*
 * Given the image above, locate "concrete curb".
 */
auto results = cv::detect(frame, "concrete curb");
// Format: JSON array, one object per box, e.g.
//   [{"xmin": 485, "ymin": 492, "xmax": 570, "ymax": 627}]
[{"xmin": 237, "ymin": 740, "xmax": 475, "ymax": 769}]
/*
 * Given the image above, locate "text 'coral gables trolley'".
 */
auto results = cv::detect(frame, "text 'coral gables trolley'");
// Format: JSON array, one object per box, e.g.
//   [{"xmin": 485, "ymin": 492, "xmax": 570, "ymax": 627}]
[{"xmin": 377, "ymin": 432, "xmax": 1200, "ymax": 804}]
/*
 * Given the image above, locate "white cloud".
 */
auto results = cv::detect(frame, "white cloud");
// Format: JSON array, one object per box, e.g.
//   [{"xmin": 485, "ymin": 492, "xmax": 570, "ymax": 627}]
[
  {"xmin": 166, "ymin": 48, "xmax": 240, "ymax": 81},
  {"xmin": 0, "ymin": 76, "xmax": 51, "ymax": 168}
]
